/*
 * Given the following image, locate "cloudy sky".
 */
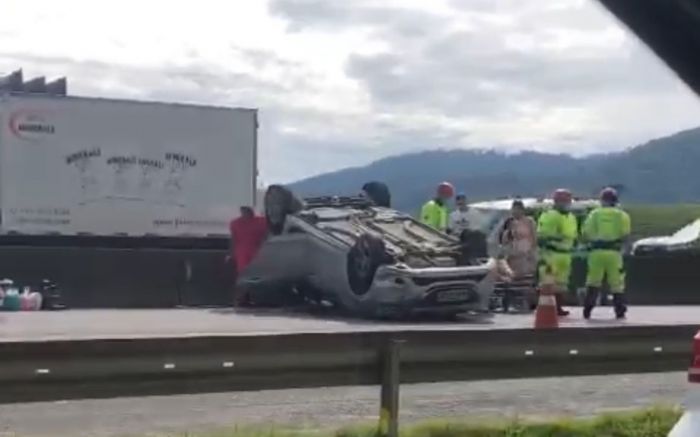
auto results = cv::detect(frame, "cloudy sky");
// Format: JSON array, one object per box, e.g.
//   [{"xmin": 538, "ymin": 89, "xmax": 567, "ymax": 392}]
[{"xmin": 3, "ymin": 0, "xmax": 700, "ymax": 183}]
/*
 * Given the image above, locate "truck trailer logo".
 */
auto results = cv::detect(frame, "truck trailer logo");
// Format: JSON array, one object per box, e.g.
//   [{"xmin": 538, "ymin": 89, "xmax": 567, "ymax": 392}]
[
  {"xmin": 8, "ymin": 110, "xmax": 56, "ymax": 141},
  {"xmin": 67, "ymin": 148, "xmax": 102, "ymax": 202}
]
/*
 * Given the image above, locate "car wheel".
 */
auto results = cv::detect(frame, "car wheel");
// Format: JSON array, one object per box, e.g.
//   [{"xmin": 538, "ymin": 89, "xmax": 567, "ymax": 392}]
[
  {"xmin": 361, "ymin": 181, "xmax": 391, "ymax": 208},
  {"xmin": 347, "ymin": 232, "xmax": 387, "ymax": 296},
  {"xmin": 264, "ymin": 185, "xmax": 302, "ymax": 235}
]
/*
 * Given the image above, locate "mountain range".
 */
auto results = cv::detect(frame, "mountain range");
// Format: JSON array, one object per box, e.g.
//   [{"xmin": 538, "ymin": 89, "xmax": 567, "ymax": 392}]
[{"xmin": 290, "ymin": 127, "xmax": 700, "ymax": 213}]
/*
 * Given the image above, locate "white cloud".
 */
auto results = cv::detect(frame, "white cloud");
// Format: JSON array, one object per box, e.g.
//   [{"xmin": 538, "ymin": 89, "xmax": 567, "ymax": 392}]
[{"xmin": 2, "ymin": 0, "xmax": 700, "ymax": 183}]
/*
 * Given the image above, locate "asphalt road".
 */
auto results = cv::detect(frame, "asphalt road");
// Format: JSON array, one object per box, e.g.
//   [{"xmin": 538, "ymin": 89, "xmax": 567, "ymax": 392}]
[
  {"xmin": 1, "ymin": 306, "xmax": 698, "ymax": 341},
  {"xmin": 0, "ymin": 372, "xmax": 687, "ymax": 437}
]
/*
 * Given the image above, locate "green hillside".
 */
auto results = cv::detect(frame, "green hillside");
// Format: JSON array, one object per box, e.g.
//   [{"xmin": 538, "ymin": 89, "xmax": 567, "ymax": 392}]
[
  {"xmin": 625, "ymin": 204, "xmax": 700, "ymax": 240},
  {"xmin": 291, "ymin": 127, "xmax": 700, "ymax": 213}
]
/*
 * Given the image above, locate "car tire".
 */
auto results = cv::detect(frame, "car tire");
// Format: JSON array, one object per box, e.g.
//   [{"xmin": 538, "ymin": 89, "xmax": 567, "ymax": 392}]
[
  {"xmin": 361, "ymin": 181, "xmax": 391, "ymax": 208},
  {"xmin": 347, "ymin": 232, "xmax": 387, "ymax": 296},
  {"xmin": 264, "ymin": 185, "xmax": 303, "ymax": 235}
]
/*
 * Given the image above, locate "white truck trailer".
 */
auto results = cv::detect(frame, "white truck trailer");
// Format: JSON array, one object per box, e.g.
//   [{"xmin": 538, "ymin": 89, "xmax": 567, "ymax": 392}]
[{"xmin": 0, "ymin": 94, "xmax": 257, "ymax": 238}]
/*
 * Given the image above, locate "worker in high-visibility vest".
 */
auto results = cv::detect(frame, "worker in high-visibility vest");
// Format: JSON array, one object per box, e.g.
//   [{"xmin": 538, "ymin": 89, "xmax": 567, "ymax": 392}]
[
  {"xmin": 537, "ymin": 189, "xmax": 578, "ymax": 316},
  {"xmin": 420, "ymin": 182, "xmax": 454, "ymax": 232},
  {"xmin": 582, "ymin": 187, "xmax": 631, "ymax": 319}
]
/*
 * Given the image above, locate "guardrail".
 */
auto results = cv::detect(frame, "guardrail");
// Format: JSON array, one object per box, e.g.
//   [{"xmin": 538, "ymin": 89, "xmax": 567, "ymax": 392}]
[{"xmin": 0, "ymin": 324, "xmax": 696, "ymax": 435}]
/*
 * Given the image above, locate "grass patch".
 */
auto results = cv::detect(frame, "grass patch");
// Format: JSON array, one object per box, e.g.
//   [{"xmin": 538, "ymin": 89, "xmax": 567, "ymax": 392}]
[
  {"xmin": 625, "ymin": 204, "xmax": 700, "ymax": 240},
  {"xmin": 340, "ymin": 407, "xmax": 681, "ymax": 437},
  {"xmin": 135, "ymin": 407, "xmax": 681, "ymax": 437}
]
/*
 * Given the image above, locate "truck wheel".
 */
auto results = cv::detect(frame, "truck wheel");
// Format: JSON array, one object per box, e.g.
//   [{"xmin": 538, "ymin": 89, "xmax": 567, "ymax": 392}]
[
  {"xmin": 264, "ymin": 185, "xmax": 302, "ymax": 235},
  {"xmin": 347, "ymin": 233, "xmax": 387, "ymax": 296}
]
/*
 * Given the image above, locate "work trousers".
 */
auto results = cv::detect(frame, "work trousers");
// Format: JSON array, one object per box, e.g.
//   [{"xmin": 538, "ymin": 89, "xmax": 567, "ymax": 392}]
[{"xmin": 586, "ymin": 250, "xmax": 625, "ymax": 293}]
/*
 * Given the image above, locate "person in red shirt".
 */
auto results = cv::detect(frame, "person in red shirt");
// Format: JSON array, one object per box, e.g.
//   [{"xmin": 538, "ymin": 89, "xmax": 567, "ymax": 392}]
[{"xmin": 229, "ymin": 206, "xmax": 268, "ymax": 306}]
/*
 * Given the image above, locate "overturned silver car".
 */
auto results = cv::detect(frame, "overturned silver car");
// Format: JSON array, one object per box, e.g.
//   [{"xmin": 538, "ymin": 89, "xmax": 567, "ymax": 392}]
[{"xmin": 238, "ymin": 185, "xmax": 497, "ymax": 319}]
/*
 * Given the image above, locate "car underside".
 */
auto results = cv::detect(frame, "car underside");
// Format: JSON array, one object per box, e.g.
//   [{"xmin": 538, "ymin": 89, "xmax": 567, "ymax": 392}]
[{"xmin": 236, "ymin": 185, "xmax": 496, "ymax": 319}]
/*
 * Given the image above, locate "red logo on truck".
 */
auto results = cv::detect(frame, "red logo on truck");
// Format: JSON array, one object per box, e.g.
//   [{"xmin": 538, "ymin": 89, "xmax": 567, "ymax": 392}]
[{"xmin": 8, "ymin": 110, "xmax": 55, "ymax": 141}]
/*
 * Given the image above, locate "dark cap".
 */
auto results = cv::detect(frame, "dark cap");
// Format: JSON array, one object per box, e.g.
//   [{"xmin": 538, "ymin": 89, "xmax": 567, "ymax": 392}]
[{"xmin": 511, "ymin": 199, "xmax": 525, "ymax": 209}]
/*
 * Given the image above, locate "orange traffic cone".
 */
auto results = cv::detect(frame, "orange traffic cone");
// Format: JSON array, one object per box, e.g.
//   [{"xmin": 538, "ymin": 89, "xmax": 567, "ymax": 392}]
[
  {"xmin": 668, "ymin": 330, "xmax": 700, "ymax": 436},
  {"xmin": 534, "ymin": 274, "xmax": 558, "ymax": 329}
]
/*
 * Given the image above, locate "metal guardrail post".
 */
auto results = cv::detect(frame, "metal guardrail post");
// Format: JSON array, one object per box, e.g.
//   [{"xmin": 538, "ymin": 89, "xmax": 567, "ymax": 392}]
[
  {"xmin": 0, "ymin": 324, "xmax": 693, "ymax": 404},
  {"xmin": 379, "ymin": 339, "xmax": 403, "ymax": 437}
]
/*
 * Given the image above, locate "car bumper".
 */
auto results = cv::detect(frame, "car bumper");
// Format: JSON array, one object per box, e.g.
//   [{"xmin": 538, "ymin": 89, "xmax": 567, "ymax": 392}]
[{"xmin": 368, "ymin": 260, "xmax": 497, "ymax": 317}]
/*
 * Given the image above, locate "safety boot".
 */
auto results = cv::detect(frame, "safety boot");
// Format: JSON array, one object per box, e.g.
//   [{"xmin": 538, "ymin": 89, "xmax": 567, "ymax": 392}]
[
  {"xmin": 583, "ymin": 287, "xmax": 599, "ymax": 320},
  {"xmin": 613, "ymin": 293, "xmax": 627, "ymax": 319}
]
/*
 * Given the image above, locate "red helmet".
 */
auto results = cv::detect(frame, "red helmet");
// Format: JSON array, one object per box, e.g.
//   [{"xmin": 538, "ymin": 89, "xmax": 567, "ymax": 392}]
[
  {"xmin": 437, "ymin": 182, "xmax": 455, "ymax": 198},
  {"xmin": 552, "ymin": 188, "xmax": 572, "ymax": 204},
  {"xmin": 600, "ymin": 187, "xmax": 618, "ymax": 204}
]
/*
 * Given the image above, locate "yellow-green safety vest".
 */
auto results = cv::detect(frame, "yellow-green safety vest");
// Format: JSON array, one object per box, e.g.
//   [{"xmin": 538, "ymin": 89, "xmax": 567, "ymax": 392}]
[
  {"xmin": 537, "ymin": 209, "xmax": 578, "ymax": 252},
  {"xmin": 420, "ymin": 199, "xmax": 449, "ymax": 232},
  {"xmin": 583, "ymin": 206, "xmax": 631, "ymax": 250}
]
